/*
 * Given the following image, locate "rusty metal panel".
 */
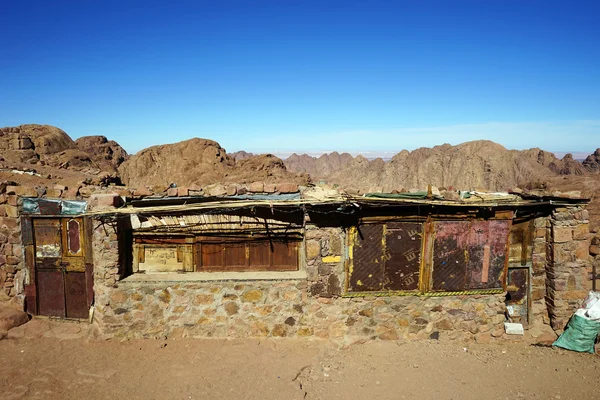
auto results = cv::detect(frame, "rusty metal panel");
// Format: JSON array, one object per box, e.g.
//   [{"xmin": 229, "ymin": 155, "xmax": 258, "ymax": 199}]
[
  {"xmin": 385, "ymin": 222, "xmax": 423, "ymax": 291},
  {"xmin": 350, "ymin": 224, "xmax": 385, "ymax": 291},
  {"xmin": 65, "ymin": 272, "xmax": 88, "ymax": 319},
  {"xmin": 38, "ymin": 199, "xmax": 61, "ymax": 215},
  {"xmin": 25, "ymin": 284, "xmax": 37, "ymax": 315},
  {"xmin": 432, "ymin": 221, "xmax": 469, "ymax": 291},
  {"xmin": 509, "ymin": 220, "xmax": 534, "ymax": 266},
  {"xmin": 36, "ymin": 269, "xmax": 66, "ymax": 318},
  {"xmin": 63, "ymin": 256, "xmax": 86, "ymax": 272},
  {"xmin": 471, "ymin": 219, "xmax": 510, "ymax": 289},
  {"xmin": 465, "ymin": 220, "xmax": 490, "ymax": 289},
  {"xmin": 21, "ymin": 217, "xmax": 33, "ymax": 245},
  {"xmin": 433, "ymin": 220, "xmax": 510, "ymax": 292},
  {"xmin": 85, "ymin": 261, "xmax": 94, "ymax": 309},
  {"xmin": 506, "ymin": 268, "xmax": 529, "ymax": 324}
]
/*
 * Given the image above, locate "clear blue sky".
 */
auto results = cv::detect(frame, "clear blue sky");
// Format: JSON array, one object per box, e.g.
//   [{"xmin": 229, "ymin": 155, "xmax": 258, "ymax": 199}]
[{"xmin": 1, "ymin": 0, "xmax": 598, "ymax": 155}]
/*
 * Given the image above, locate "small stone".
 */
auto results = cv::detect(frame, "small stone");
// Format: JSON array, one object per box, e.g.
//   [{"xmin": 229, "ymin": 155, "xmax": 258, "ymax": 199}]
[
  {"xmin": 158, "ymin": 289, "xmax": 171, "ymax": 304},
  {"xmin": 377, "ymin": 328, "xmax": 399, "ymax": 341},
  {"xmin": 359, "ymin": 308, "xmax": 373, "ymax": 317},
  {"xmin": 133, "ymin": 187, "xmax": 153, "ymax": 197},
  {"xmin": 284, "ymin": 316, "xmax": 296, "ymax": 326},
  {"xmin": 192, "ymin": 294, "xmax": 214, "ymax": 305},
  {"xmin": 242, "ymin": 290, "xmax": 263, "ymax": 303},
  {"xmin": 434, "ymin": 318, "xmax": 453, "ymax": 330},
  {"xmin": 249, "ymin": 182, "xmax": 264, "ymax": 193},
  {"xmin": 224, "ymin": 302, "xmax": 239, "ymax": 315},
  {"xmin": 297, "ymin": 327, "xmax": 313, "ymax": 337},
  {"xmin": 277, "ymin": 183, "xmax": 299, "ymax": 194},
  {"xmin": 271, "ymin": 324, "xmax": 287, "ymax": 337}
]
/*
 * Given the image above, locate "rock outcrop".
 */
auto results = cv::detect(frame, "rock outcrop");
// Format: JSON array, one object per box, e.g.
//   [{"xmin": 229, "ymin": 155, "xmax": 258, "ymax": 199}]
[
  {"xmin": 0, "ymin": 124, "xmax": 95, "ymax": 170},
  {"xmin": 75, "ymin": 136, "xmax": 128, "ymax": 173},
  {"xmin": 583, "ymin": 149, "xmax": 600, "ymax": 173},
  {"xmin": 118, "ymin": 138, "xmax": 306, "ymax": 188},
  {"xmin": 230, "ymin": 150, "xmax": 254, "ymax": 161}
]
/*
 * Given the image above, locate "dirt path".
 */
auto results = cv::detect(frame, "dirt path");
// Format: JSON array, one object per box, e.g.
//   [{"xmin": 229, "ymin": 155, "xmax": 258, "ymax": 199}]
[{"xmin": 1, "ymin": 333, "xmax": 600, "ymax": 400}]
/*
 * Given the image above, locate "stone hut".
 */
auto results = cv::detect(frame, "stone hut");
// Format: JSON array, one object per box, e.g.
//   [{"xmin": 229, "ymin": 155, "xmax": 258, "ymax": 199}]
[{"xmin": 1, "ymin": 185, "xmax": 594, "ymax": 342}]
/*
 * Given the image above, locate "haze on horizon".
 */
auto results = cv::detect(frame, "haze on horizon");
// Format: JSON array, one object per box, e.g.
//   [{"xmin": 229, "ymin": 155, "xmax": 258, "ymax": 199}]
[{"xmin": 1, "ymin": 0, "xmax": 598, "ymax": 156}]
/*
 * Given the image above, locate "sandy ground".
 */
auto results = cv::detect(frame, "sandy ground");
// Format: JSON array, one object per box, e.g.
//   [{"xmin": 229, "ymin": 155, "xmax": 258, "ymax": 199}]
[{"xmin": 1, "ymin": 322, "xmax": 600, "ymax": 400}]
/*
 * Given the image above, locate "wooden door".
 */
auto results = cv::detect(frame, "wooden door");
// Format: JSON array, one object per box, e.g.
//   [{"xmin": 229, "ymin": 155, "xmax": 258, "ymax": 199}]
[{"xmin": 33, "ymin": 217, "xmax": 89, "ymax": 319}]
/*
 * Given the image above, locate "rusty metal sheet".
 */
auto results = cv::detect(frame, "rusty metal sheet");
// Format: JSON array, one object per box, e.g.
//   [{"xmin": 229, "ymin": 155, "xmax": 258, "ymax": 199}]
[
  {"xmin": 21, "ymin": 217, "xmax": 33, "ymax": 245},
  {"xmin": 38, "ymin": 200, "xmax": 61, "ymax": 215},
  {"xmin": 468, "ymin": 219, "xmax": 510, "ymax": 289},
  {"xmin": 506, "ymin": 268, "xmax": 529, "ymax": 324},
  {"xmin": 85, "ymin": 262, "xmax": 94, "ymax": 309},
  {"xmin": 384, "ymin": 222, "xmax": 423, "ymax": 291},
  {"xmin": 350, "ymin": 224, "xmax": 385, "ymax": 291},
  {"xmin": 432, "ymin": 221, "xmax": 469, "ymax": 291},
  {"xmin": 63, "ymin": 257, "xmax": 86, "ymax": 272},
  {"xmin": 433, "ymin": 220, "xmax": 510, "ymax": 291},
  {"xmin": 509, "ymin": 220, "xmax": 534, "ymax": 266},
  {"xmin": 65, "ymin": 272, "xmax": 88, "ymax": 319},
  {"xmin": 36, "ymin": 269, "xmax": 66, "ymax": 318}
]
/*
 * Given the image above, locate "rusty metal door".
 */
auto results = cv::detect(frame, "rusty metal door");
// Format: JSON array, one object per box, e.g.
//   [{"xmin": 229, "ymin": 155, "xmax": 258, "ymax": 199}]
[
  {"xmin": 506, "ymin": 268, "xmax": 529, "ymax": 324},
  {"xmin": 33, "ymin": 218, "xmax": 88, "ymax": 319}
]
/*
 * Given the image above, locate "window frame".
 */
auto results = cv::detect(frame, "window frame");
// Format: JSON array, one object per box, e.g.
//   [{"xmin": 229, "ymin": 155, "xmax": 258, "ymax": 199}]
[{"xmin": 132, "ymin": 234, "xmax": 301, "ymax": 274}]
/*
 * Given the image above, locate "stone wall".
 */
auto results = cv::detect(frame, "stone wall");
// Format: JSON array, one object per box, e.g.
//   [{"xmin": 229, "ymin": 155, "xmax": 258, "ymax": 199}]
[
  {"xmin": 530, "ymin": 216, "xmax": 550, "ymax": 326},
  {"xmin": 0, "ymin": 192, "xmax": 24, "ymax": 304},
  {"xmin": 546, "ymin": 205, "xmax": 592, "ymax": 332},
  {"xmin": 95, "ymin": 279, "xmax": 506, "ymax": 343},
  {"xmin": 91, "ymin": 214, "xmax": 507, "ymax": 343}
]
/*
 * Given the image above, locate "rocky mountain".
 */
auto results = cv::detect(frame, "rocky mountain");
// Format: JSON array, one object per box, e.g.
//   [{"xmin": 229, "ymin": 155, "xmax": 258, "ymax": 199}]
[
  {"xmin": 75, "ymin": 136, "xmax": 129, "ymax": 173},
  {"xmin": 230, "ymin": 150, "xmax": 254, "ymax": 161},
  {"xmin": 285, "ymin": 151, "xmax": 354, "ymax": 178},
  {"xmin": 0, "ymin": 124, "xmax": 96, "ymax": 170},
  {"xmin": 583, "ymin": 149, "xmax": 600, "ymax": 173},
  {"xmin": 118, "ymin": 138, "xmax": 306, "ymax": 188},
  {"xmin": 284, "ymin": 141, "xmax": 597, "ymax": 192}
]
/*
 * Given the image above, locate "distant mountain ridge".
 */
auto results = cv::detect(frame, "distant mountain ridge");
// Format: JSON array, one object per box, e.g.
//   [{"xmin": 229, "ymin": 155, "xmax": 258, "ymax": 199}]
[{"xmin": 283, "ymin": 141, "xmax": 598, "ymax": 192}]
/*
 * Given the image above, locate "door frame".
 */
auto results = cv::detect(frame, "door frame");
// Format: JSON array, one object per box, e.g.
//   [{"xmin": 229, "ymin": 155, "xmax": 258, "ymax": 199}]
[{"xmin": 22, "ymin": 215, "xmax": 94, "ymax": 319}]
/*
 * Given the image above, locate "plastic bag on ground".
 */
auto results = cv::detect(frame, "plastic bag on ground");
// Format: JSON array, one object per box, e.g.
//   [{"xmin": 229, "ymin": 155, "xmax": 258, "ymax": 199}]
[
  {"xmin": 586, "ymin": 300, "xmax": 600, "ymax": 320},
  {"xmin": 582, "ymin": 291, "xmax": 600, "ymax": 309},
  {"xmin": 553, "ymin": 313, "xmax": 600, "ymax": 353}
]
